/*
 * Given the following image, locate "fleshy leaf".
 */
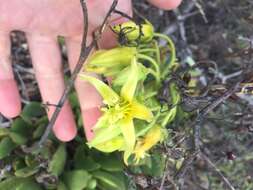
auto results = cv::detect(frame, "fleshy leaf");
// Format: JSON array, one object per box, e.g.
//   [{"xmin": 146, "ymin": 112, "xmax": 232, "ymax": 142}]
[
  {"xmin": 79, "ymin": 74, "xmax": 119, "ymax": 105},
  {"xmin": 120, "ymin": 57, "xmax": 138, "ymax": 102},
  {"xmin": 64, "ymin": 170, "xmax": 91, "ymax": 190},
  {"xmin": 48, "ymin": 144, "xmax": 67, "ymax": 176},
  {"xmin": 92, "ymin": 171, "xmax": 126, "ymax": 190}
]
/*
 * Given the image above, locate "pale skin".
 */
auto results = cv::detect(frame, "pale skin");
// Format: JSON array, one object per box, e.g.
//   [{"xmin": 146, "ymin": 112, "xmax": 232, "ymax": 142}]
[{"xmin": 0, "ymin": 0, "xmax": 182, "ymax": 141}]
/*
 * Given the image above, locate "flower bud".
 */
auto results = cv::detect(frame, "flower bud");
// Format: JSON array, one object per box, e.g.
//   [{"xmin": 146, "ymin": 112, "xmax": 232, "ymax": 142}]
[{"xmin": 112, "ymin": 20, "xmax": 154, "ymax": 44}]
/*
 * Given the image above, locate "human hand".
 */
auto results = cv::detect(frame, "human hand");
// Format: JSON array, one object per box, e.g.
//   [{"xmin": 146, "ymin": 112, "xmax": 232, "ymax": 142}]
[{"xmin": 0, "ymin": 0, "xmax": 182, "ymax": 141}]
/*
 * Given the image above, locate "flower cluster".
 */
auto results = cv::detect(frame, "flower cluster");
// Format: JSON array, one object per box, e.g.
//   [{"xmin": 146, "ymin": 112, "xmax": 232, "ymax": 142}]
[{"xmin": 80, "ymin": 20, "xmax": 181, "ymax": 164}]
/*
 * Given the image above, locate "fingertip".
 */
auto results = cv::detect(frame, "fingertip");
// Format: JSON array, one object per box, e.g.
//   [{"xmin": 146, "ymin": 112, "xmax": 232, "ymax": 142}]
[
  {"xmin": 147, "ymin": 0, "xmax": 182, "ymax": 10},
  {"xmin": 82, "ymin": 107, "xmax": 101, "ymax": 141},
  {"xmin": 52, "ymin": 103, "xmax": 77, "ymax": 142},
  {"xmin": 0, "ymin": 79, "xmax": 21, "ymax": 118}
]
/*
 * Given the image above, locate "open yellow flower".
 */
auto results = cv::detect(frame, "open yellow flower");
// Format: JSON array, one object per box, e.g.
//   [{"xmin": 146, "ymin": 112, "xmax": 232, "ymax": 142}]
[
  {"xmin": 133, "ymin": 125, "xmax": 166, "ymax": 164},
  {"xmin": 79, "ymin": 57, "xmax": 153, "ymax": 164}
]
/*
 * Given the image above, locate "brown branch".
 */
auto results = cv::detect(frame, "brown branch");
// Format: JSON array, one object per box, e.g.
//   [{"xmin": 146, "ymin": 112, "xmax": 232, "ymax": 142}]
[
  {"xmin": 24, "ymin": 0, "xmax": 119, "ymax": 152},
  {"xmin": 194, "ymin": 81, "xmax": 241, "ymax": 151},
  {"xmin": 174, "ymin": 150, "xmax": 199, "ymax": 180},
  {"xmin": 202, "ymin": 153, "xmax": 236, "ymax": 190}
]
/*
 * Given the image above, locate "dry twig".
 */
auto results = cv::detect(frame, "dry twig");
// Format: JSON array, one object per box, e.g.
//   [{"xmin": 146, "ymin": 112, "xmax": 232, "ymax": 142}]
[{"xmin": 202, "ymin": 153, "xmax": 236, "ymax": 190}]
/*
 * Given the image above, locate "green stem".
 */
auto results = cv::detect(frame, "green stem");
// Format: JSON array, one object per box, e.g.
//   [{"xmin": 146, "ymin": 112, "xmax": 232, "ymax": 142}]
[
  {"xmin": 154, "ymin": 40, "xmax": 161, "ymax": 65},
  {"xmin": 154, "ymin": 33, "xmax": 176, "ymax": 79},
  {"xmin": 137, "ymin": 54, "xmax": 160, "ymax": 83},
  {"xmin": 147, "ymin": 69, "xmax": 159, "ymax": 82},
  {"xmin": 143, "ymin": 91, "xmax": 157, "ymax": 100},
  {"xmin": 161, "ymin": 83, "xmax": 180, "ymax": 127},
  {"xmin": 138, "ymin": 48, "xmax": 157, "ymax": 54}
]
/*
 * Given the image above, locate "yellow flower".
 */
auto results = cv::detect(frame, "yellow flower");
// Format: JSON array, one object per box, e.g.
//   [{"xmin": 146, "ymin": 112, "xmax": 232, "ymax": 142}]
[
  {"xmin": 133, "ymin": 125, "xmax": 166, "ymax": 164},
  {"xmin": 79, "ymin": 57, "xmax": 153, "ymax": 164}
]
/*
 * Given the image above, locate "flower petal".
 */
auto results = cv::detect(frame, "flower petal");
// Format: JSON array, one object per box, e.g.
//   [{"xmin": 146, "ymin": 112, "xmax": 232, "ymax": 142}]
[
  {"xmin": 119, "ymin": 118, "xmax": 136, "ymax": 164},
  {"xmin": 79, "ymin": 74, "xmax": 119, "ymax": 105},
  {"xmin": 131, "ymin": 100, "xmax": 153, "ymax": 122},
  {"xmin": 88, "ymin": 125, "xmax": 121, "ymax": 148},
  {"xmin": 120, "ymin": 57, "xmax": 138, "ymax": 101},
  {"xmin": 94, "ymin": 136, "xmax": 125, "ymax": 153}
]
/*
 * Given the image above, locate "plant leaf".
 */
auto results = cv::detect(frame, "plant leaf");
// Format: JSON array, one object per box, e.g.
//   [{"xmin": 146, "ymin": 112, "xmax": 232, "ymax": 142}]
[
  {"xmin": 64, "ymin": 170, "xmax": 91, "ymax": 190},
  {"xmin": 92, "ymin": 171, "xmax": 126, "ymax": 190},
  {"xmin": 48, "ymin": 143, "xmax": 67, "ymax": 176},
  {"xmin": 0, "ymin": 137, "xmax": 16, "ymax": 159}
]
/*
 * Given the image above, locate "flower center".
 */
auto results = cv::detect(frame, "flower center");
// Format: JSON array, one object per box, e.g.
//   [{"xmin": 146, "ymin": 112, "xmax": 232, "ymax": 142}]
[{"xmin": 106, "ymin": 98, "xmax": 132, "ymax": 124}]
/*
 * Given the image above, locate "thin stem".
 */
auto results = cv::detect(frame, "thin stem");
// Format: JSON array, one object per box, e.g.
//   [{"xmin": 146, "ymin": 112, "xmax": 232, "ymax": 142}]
[
  {"xmin": 137, "ymin": 54, "xmax": 160, "ymax": 83},
  {"xmin": 138, "ymin": 48, "xmax": 157, "ymax": 54},
  {"xmin": 148, "ymin": 68, "xmax": 160, "ymax": 83},
  {"xmin": 154, "ymin": 40, "xmax": 161, "ymax": 65},
  {"xmin": 154, "ymin": 33, "xmax": 176, "ymax": 79},
  {"xmin": 161, "ymin": 83, "xmax": 180, "ymax": 127}
]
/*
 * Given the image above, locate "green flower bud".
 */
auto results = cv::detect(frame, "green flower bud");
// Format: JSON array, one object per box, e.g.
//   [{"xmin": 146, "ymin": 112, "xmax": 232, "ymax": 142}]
[{"xmin": 112, "ymin": 20, "xmax": 154, "ymax": 45}]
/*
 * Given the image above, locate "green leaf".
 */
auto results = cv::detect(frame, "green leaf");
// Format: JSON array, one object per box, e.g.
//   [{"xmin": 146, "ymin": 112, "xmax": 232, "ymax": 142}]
[
  {"xmin": 17, "ymin": 178, "xmax": 42, "ymax": 190},
  {"xmin": 32, "ymin": 124, "xmax": 45, "ymax": 139},
  {"xmin": 92, "ymin": 171, "xmax": 126, "ymax": 190},
  {"xmin": 0, "ymin": 137, "xmax": 16, "ymax": 159},
  {"xmin": 0, "ymin": 177, "xmax": 42, "ymax": 190},
  {"xmin": 69, "ymin": 92, "xmax": 80, "ymax": 108},
  {"xmin": 9, "ymin": 132, "xmax": 28, "ymax": 145},
  {"xmin": 57, "ymin": 181, "xmax": 68, "ymax": 190},
  {"xmin": 15, "ymin": 166, "xmax": 39, "ymax": 178},
  {"xmin": 0, "ymin": 128, "xmax": 9, "ymax": 137},
  {"xmin": 87, "ymin": 179, "xmax": 97, "ymax": 189},
  {"xmin": 76, "ymin": 156, "xmax": 100, "ymax": 172},
  {"xmin": 9, "ymin": 118, "xmax": 31, "ymax": 145},
  {"xmin": 13, "ymin": 159, "xmax": 26, "ymax": 171},
  {"xmin": 64, "ymin": 170, "xmax": 91, "ymax": 190},
  {"xmin": 141, "ymin": 152, "xmax": 166, "ymax": 177},
  {"xmin": 48, "ymin": 144, "xmax": 67, "ymax": 176},
  {"xmin": 21, "ymin": 102, "xmax": 45, "ymax": 122},
  {"xmin": 96, "ymin": 154, "xmax": 123, "ymax": 172},
  {"xmin": 0, "ymin": 177, "xmax": 22, "ymax": 189},
  {"xmin": 74, "ymin": 145, "xmax": 101, "ymax": 171}
]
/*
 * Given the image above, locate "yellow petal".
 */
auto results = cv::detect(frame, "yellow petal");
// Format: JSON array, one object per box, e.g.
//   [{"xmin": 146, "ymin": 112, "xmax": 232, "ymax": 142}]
[
  {"xmin": 131, "ymin": 100, "xmax": 153, "ymax": 122},
  {"xmin": 79, "ymin": 74, "xmax": 119, "ymax": 105},
  {"xmin": 88, "ymin": 125, "xmax": 121, "ymax": 147},
  {"xmin": 120, "ymin": 57, "xmax": 138, "ymax": 102},
  {"xmin": 94, "ymin": 136, "xmax": 125, "ymax": 153},
  {"xmin": 119, "ymin": 118, "xmax": 136, "ymax": 164},
  {"xmin": 86, "ymin": 47, "xmax": 136, "ymax": 67}
]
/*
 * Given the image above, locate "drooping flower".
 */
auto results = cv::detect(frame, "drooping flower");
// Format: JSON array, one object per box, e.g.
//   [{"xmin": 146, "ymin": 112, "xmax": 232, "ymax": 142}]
[
  {"xmin": 79, "ymin": 56, "xmax": 153, "ymax": 164},
  {"xmin": 133, "ymin": 125, "xmax": 166, "ymax": 164},
  {"xmin": 85, "ymin": 47, "xmax": 137, "ymax": 76}
]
